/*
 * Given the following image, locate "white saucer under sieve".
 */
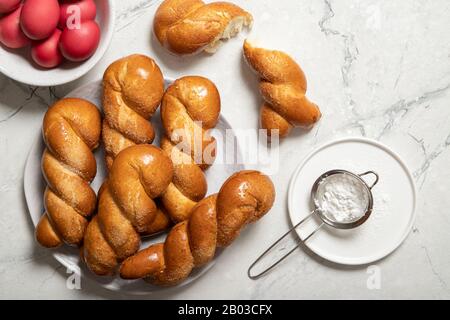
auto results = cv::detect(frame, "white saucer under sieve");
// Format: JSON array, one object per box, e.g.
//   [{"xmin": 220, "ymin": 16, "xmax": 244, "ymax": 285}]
[{"xmin": 248, "ymin": 169, "xmax": 379, "ymax": 279}]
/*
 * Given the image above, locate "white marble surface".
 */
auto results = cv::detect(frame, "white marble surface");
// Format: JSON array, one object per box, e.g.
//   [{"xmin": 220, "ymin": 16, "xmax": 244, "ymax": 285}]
[{"xmin": 1, "ymin": 0, "xmax": 449, "ymax": 299}]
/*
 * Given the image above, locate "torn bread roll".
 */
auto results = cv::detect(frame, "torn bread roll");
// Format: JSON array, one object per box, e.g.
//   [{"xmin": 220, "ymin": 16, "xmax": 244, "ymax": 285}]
[
  {"xmin": 102, "ymin": 54, "xmax": 164, "ymax": 170},
  {"xmin": 120, "ymin": 170, "xmax": 275, "ymax": 286},
  {"xmin": 154, "ymin": 0, "xmax": 253, "ymax": 55},
  {"xmin": 243, "ymin": 40, "xmax": 321, "ymax": 138}
]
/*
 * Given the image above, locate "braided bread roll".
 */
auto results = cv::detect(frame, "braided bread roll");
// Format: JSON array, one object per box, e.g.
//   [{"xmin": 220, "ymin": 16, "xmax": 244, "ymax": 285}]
[
  {"xmin": 154, "ymin": 0, "xmax": 253, "ymax": 55},
  {"xmin": 160, "ymin": 76, "xmax": 221, "ymax": 223},
  {"xmin": 120, "ymin": 170, "xmax": 275, "ymax": 286},
  {"xmin": 83, "ymin": 145, "xmax": 174, "ymax": 276},
  {"xmin": 243, "ymin": 40, "xmax": 322, "ymax": 138},
  {"xmin": 102, "ymin": 54, "xmax": 164, "ymax": 170},
  {"xmin": 36, "ymin": 98, "xmax": 101, "ymax": 248}
]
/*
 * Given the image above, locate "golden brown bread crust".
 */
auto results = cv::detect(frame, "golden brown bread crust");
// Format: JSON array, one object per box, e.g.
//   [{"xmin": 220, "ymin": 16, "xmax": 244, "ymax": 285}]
[
  {"xmin": 154, "ymin": 0, "xmax": 253, "ymax": 55},
  {"xmin": 102, "ymin": 54, "xmax": 164, "ymax": 170},
  {"xmin": 243, "ymin": 40, "xmax": 322, "ymax": 138},
  {"xmin": 216, "ymin": 170, "xmax": 276, "ymax": 247},
  {"xmin": 160, "ymin": 76, "xmax": 220, "ymax": 223},
  {"xmin": 36, "ymin": 98, "xmax": 101, "ymax": 248},
  {"xmin": 120, "ymin": 170, "xmax": 275, "ymax": 286},
  {"xmin": 83, "ymin": 145, "xmax": 174, "ymax": 276}
]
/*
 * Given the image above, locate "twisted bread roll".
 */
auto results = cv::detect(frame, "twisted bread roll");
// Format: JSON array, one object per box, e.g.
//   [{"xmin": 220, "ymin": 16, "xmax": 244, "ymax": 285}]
[
  {"xmin": 83, "ymin": 145, "xmax": 174, "ymax": 275},
  {"xmin": 243, "ymin": 40, "xmax": 321, "ymax": 138},
  {"xmin": 120, "ymin": 170, "xmax": 275, "ymax": 286},
  {"xmin": 102, "ymin": 54, "xmax": 164, "ymax": 170},
  {"xmin": 154, "ymin": 0, "xmax": 253, "ymax": 55},
  {"xmin": 36, "ymin": 98, "xmax": 101, "ymax": 248},
  {"xmin": 160, "ymin": 76, "xmax": 220, "ymax": 223}
]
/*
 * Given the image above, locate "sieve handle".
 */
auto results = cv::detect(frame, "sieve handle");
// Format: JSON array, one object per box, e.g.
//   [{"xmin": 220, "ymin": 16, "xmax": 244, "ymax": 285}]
[
  {"xmin": 247, "ymin": 210, "xmax": 324, "ymax": 280},
  {"xmin": 359, "ymin": 171, "xmax": 379, "ymax": 190}
]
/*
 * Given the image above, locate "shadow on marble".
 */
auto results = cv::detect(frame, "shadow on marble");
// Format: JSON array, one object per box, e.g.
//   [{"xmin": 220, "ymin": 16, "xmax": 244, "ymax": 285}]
[{"xmin": 0, "ymin": 76, "xmax": 63, "ymax": 118}]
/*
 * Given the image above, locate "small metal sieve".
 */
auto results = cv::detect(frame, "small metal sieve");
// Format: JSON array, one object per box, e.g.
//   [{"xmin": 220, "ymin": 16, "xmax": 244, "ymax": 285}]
[{"xmin": 248, "ymin": 170, "xmax": 379, "ymax": 280}]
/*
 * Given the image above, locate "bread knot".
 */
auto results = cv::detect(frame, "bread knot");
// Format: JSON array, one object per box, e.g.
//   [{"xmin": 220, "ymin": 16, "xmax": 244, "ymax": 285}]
[
  {"xmin": 160, "ymin": 76, "xmax": 221, "ymax": 223},
  {"xmin": 243, "ymin": 40, "xmax": 321, "ymax": 138},
  {"xmin": 36, "ymin": 98, "xmax": 101, "ymax": 248}
]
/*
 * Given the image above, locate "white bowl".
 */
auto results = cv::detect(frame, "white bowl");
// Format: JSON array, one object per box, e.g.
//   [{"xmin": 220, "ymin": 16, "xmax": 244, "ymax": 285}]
[{"xmin": 0, "ymin": 0, "xmax": 115, "ymax": 87}]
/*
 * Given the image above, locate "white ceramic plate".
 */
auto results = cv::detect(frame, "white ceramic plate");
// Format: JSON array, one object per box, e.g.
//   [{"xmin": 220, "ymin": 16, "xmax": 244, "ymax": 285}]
[
  {"xmin": 24, "ymin": 79, "xmax": 245, "ymax": 294},
  {"xmin": 0, "ymin": 0, "xmax": 115, "ymax": 86},
  {"xmin": 288, "ymin": 137, "xmax": 416, "ymax": 265}
]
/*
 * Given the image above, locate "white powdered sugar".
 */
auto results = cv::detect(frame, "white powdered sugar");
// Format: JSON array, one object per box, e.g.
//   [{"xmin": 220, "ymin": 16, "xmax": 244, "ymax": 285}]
[{"xmin": 315, "ymin": 173, "xmax": 370, "ymax": 223}]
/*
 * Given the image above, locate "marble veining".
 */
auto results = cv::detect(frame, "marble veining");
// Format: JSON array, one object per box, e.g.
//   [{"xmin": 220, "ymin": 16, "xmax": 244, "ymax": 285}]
[{"xmin": 319, "ymin": 0, "xmax": 360, "ymax": 115}]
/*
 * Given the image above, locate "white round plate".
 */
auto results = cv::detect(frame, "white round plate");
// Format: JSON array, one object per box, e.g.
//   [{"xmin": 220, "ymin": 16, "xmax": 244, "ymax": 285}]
[
  {"xmin": 24, "ymin": 79, "xmax": 244, "ymax": 294},
  {"xmin": 0, "ymin": 0, "xmax": 115, "ymax": 86},
  {"xmin": 288, "ymin": 137, "xmax": 416, "ymax": 265}
]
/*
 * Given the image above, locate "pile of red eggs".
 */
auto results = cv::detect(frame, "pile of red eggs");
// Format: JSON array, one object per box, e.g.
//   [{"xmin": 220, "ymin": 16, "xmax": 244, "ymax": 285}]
[{"xmin": 0, "ymin": 0, "xmax": 100, "ymax": 68}]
